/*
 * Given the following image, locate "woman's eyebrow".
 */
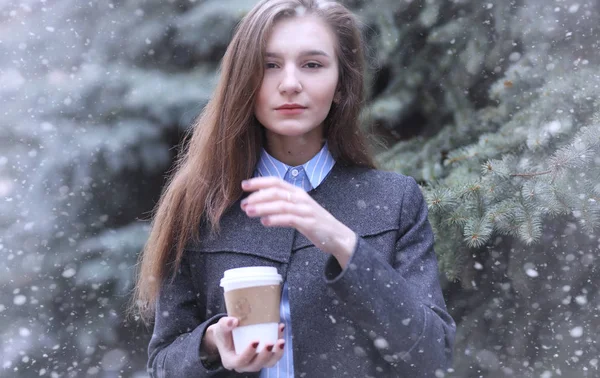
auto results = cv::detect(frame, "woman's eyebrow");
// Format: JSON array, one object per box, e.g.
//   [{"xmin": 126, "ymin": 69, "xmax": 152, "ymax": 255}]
[{"xmin": 265, "ymin": 49, "xmax": 331, "ymax": 58}]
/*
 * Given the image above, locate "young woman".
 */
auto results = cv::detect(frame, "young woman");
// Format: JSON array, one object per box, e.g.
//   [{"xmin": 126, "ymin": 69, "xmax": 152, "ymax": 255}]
[{"xmin": 133, "ymin": 0, "xmax": 455, "ymax": 377}]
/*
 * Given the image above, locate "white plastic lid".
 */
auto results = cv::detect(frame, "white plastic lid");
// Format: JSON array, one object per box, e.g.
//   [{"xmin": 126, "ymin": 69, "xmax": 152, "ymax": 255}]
[{"xmin": 220, "ymin": 266, "xmax": 282, "ymax": 289}]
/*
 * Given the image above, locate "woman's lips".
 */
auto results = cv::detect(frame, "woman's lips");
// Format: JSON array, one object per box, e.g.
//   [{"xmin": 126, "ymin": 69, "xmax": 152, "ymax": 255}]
[{"xmin": 276, "ymin": 107, "xmax": 306, "ymax": 115}]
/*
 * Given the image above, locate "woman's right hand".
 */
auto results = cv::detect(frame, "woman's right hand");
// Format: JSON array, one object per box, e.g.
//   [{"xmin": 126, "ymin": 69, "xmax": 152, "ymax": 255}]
[{"xmin": 202, "ymin": 316, "xmax": 286, "ymax": 373}]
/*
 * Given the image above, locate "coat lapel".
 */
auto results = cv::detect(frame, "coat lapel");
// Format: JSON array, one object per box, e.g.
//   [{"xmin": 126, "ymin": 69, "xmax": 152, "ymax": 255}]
[
  {"xmin": 191, "ymin": 198, "xmax": 296, "ymax": 264},
  {"xmin": 293, "ymin": 164, "xmax": 401, "ymax": 251},
  {"xmin": 190, "ymin": 164, "xmax": 402, "ymax": 258}
]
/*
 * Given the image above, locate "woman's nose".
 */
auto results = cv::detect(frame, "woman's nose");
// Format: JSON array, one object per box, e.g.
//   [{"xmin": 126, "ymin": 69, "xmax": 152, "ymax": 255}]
[{"xmin": 278, "ymin": 66, "xmax": 302, "ymax": 93}]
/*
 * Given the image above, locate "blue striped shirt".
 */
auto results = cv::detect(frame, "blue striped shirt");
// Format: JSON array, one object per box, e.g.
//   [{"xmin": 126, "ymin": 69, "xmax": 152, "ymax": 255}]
[{"xmin": 254, "ymin": 142, "xmax": 335, "ymax": 378}]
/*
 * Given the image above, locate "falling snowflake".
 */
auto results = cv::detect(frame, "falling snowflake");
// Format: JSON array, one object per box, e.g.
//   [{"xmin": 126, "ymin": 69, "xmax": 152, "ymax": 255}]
[
  {"xmin": 374, "ymin": 337, "xmax": 389, "ymax": 349},
  {"xmin": 14, "ymin": 295, "xmax": 27, "ymax": 305},
  {"xmin": 569, "ymin": 326, "xmax": 583, "ymax": 338},
  {"xmin": 525, "ymin": 268, "xmax": 539, "ymax": 278}
]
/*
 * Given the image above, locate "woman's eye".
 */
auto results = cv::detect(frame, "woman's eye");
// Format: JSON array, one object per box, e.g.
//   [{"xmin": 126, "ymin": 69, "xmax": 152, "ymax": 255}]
[
  {"xmin": 265, "ymin": 63, "xmax": 278, "ymax": 69},
  {"xmin": 305, "ymin": 62, "xmax": 322, "ymax": 69}
]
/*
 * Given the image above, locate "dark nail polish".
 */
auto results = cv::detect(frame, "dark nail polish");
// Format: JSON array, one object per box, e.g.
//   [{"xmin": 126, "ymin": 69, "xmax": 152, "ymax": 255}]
[
  {"xmin": 266, "ymin": 345, "xmax": 274, "ymax": 352},
  {"xmin": 252, "ymin": 342, "xmax": 259, "ymax": 349},
  {"xmin": 279, "ymin": 343, "xmax": 285, "ymax": 350}
]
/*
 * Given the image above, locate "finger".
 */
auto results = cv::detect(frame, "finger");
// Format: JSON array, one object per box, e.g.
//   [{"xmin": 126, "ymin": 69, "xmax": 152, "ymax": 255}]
[
  {"xmin": 278, "ymin": 323, "xmax": 285, "ymax": 339},
  {"xmin": 245, "ymin": 201, "xmax": 309, "ymax": 218},
  {"xmin": 240, "ymin": 343, "xmax": 278, "ymax": 372},
  {"xmin": 261, "ymin": 213, "xmax": 313, "ymax": 229},
  {"xmin": 214, "ymin": 317, "xmax": 238, "ymax": 345},
  {"xmin": 242, "ymin": 186, "xmax": 305, "ymax": 208},
  {"xmin": 212, "ymin": 317, "xmax": 239, "ymax": 368},
  {"xmin": 241, "ymin": 187, "xmax": 281, "ymax": 209},
  {"xmin": 242, "ymin": 177, "xmax": 296, "ymax": 192},
  {"xmin": 263, "ymin": 339, "xmax": 286, "ymax": 368},
  {"xmin": 230, "ymin": 341, "xmax": 261, "ymax": 372}
]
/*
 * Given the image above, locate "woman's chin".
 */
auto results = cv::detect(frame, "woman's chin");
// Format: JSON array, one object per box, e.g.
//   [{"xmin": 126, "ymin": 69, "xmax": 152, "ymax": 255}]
[{"xmin": 265, "ymin": 123, "xmax": 323, "ymax": 139}]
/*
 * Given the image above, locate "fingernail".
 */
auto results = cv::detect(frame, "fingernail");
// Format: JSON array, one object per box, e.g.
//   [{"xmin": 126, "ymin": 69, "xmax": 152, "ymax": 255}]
[
  {"xmin": 227, "ymin": 319, "xmax": 234, "ymax": 327},
  {"xmin": 279, "ymin": 343, "xmax": 285, "ymax": 350},
  {"xmin": 241, "ymin": 199, "xmax": 248, "ymax": 206},
  {"xmin": 252, "ymin": 342, "xmax": 259, "ymax": 349},
  {"xmin": 242, "ymin": 180, "xmax": 250, "ymax": 187},
  {"xmin": 281, "ymin": 325, "xmax": 285, "ymax": 332},
  {"xmin": 266, "ymin": 345, "xmax": 274, "ymax": 352}
]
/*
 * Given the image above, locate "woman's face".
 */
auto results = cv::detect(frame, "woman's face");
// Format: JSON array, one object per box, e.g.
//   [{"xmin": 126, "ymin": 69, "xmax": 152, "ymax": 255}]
[{"xmin": 254, "ymin": 15, "xmax": 339, "ymax": 141}]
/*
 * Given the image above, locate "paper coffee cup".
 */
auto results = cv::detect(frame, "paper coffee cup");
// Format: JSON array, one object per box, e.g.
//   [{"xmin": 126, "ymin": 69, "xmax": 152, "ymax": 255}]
[{"xmin": 220, "ymin": 266, "xmax": 283, "ymax": 354}]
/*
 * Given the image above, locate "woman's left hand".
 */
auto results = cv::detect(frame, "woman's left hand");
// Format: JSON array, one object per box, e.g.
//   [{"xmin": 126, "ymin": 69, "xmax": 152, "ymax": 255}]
[{"xmin": 241, "ymin": 177, "xmax": 356, "ymax": 268}]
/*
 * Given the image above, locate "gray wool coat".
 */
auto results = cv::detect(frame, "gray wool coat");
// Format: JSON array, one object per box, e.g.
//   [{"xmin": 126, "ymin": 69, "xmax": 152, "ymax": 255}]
[{"xmin": 147, "ymin": 164, "xmax": 456, "ymax": 378}]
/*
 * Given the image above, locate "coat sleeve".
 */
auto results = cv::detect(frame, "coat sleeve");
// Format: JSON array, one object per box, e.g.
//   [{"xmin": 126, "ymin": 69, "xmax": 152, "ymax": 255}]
[
  {"xmin": 147, "ymin": 252, "xmax": 232, "ymax": 378},
  {"xmin": 323, "ymin": 176, "xmax": 456, "ymax": 377}
]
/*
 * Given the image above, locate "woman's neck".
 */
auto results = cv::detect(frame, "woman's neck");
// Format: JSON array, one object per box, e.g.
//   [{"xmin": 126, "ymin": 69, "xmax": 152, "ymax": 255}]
[{"xmin": 264, "ymin": 131, "xmax": 325, "ymax": 166}]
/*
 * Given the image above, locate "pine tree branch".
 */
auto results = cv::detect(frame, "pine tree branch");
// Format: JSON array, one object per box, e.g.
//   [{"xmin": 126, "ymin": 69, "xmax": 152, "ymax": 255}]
[
  {"xmin": 509, "ymin": 170, "xmax": 552, "ymax": 178},
  {"xmin": 446, "ymin": 154, "xmax": 473, "ymax": 165}
]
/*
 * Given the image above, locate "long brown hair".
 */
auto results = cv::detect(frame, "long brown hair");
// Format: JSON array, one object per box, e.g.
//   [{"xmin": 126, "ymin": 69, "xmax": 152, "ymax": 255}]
[{"xmin": 132, "ymin": 0, "xmax": 376, "ymax": 323}]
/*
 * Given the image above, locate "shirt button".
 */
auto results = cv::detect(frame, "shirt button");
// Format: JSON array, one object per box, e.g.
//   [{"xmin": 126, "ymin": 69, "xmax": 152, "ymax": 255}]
[{"xmin": 291, "ymin": 169, "xmax": 299, "ymax": 177}]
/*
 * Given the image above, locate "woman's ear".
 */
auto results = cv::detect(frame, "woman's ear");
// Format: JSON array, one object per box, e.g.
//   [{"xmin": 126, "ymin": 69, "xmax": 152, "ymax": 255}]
[{"xmin": 333, "ymin": 91, "xmax": 341, "ymax": 104}]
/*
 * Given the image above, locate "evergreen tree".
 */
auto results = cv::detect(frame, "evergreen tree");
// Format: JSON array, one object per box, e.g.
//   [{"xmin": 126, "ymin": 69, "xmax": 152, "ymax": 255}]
[{"xmin": 368, "ymin": 0, "xmax": 600, "ymax": 376}]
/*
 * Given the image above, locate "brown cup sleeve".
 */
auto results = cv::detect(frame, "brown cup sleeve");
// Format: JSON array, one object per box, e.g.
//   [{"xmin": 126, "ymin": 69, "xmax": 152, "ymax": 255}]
[{"xmin": 223, "ymin": 284, "xmax": 281, "ymax": 326}]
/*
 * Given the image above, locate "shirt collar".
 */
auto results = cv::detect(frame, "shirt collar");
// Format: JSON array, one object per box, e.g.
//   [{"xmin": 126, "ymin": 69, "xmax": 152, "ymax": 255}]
[{"xmin": 254, "ymin": 141, "xmax": 335, "ymax": 189}]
